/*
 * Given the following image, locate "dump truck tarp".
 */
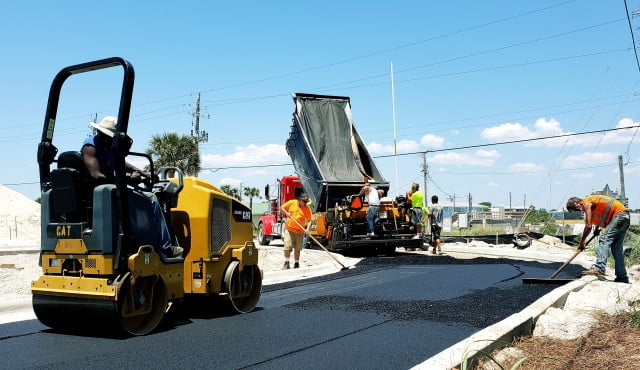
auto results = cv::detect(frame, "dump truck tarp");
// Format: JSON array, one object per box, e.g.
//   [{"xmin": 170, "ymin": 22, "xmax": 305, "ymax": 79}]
[{"xmin": 286, "ymin": 93, "xmax": 388, "ymax": 212}]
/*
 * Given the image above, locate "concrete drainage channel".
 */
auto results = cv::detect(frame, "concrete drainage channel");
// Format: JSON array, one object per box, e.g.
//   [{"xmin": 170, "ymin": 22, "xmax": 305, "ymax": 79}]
[{"xmin": 415, "ymin": 278, "xmax": 588, "ymax": 369}]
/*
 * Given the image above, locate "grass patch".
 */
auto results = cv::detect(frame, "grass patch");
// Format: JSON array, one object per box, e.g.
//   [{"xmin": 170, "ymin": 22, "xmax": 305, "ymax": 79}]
[
  {"xmin": 624, "ymin": 225, "xmax": 640, "ymax": 267},
  {"xmin": 473, "ymin": 312, "xmax": 640, "ymax": 369},
  {"xmin": 443, "ymin": 226, "xmax": 510, "ymax": 237}
]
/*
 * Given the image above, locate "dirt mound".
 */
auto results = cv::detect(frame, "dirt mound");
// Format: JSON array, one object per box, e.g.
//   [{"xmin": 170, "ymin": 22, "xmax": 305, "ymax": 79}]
[{"xmin": 0, "ymin": 185, "xmax": 40, "ymax": 247}]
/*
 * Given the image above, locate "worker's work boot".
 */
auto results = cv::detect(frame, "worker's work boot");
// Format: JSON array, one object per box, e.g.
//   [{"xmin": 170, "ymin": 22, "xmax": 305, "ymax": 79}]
[
  {"xmin": 581, "ymin": 267, "xmax": 604, "ymax": 278},
  {"xmin": 283, "ymin": 261, "xmax": 290, "ymax": 270},
  {"xmin": 294, "ymin": 262, "xmax": 300, "ymax": 269}
]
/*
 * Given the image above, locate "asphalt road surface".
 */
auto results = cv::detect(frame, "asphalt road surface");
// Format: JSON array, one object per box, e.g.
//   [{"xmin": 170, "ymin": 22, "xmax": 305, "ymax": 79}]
[{"xmin": 0, "ymin": 254, "xmax": 576, "ymax": 369}]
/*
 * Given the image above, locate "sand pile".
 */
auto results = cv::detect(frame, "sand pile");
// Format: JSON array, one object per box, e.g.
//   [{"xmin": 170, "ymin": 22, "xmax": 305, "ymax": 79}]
[{"xmin": 0, "ymin": 185, "xmax": 40, "ymax": 247}]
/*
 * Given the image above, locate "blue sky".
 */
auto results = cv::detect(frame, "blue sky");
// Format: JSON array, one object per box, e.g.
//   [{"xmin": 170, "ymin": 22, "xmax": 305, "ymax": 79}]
[{"xmin": 2, "ymin": 0, "xmax": 640, "ymax": 210}]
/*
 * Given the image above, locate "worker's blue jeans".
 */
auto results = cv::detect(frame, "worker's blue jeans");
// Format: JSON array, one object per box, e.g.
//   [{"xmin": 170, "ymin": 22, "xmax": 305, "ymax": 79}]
[
  {"xmin": 593, "ymin": 211, "xmax": 630, "ymax": 281},
  {"xmin": 366, "ymin": 205, "xmax": 379, "ymax": 233},
  {"xmin": 127, "ymin": 189, "xmax": 172, "ymax": 252}
]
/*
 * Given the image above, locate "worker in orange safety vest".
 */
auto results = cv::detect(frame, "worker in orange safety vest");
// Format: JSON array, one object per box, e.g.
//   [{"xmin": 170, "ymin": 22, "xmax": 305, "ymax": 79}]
[{"xmin": 566, "ymin": 194, "xmax": 630, "ymax": 283}]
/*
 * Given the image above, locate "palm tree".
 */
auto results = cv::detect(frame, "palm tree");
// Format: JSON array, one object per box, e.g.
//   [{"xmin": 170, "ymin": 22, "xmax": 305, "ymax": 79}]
[
  {"xmin": 243, "ymin": 187, "xmax": 260, "ymax": 209},
  {"xmin": 145, "ymin": 132, "xmax": 201, "ymax": 176},
  {"xmin": 220, "ymin": 185, "xmax": 241, "ymax": 200}
]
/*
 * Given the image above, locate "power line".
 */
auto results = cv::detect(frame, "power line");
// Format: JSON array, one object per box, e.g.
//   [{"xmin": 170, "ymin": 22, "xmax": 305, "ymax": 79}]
[
  {"xmin": 199, "ymin": 48, "xmax": 628, "ymax": 111},
  {"xmin": 378, "ymin": 98, "xmax": 640, "ymax": 140},
  {"xmin": 202, "ymin": 163, "xmax": 293, "ymax": 171},
  {"xmin": 198, "ymin": 124, "xmax": 640, "ymax": 171},
  {"xmin": 6, "ymin": 125, "xmax": 639, "ymax": 187},
  {"xmin": 301, "ymin": 19, "xmax": 625, "ymax": 92},
  {"xmin": 3, "ymin": 2, "xmax": 598, "ymax": 131},
  {"xmin": 375, "ymin": 124, "xmax": 640, "ymax": 159},
  {"xmin": 433, "ymin": 160, "xmax": 640, "ymax": 175},
  {"xmin": 1, "ymin": 181, "xmax": 39, "ymax": 186},
  {"xmin": 194, "ymin": 0, "xmax": 581, "ymax": 93},
  {"xmin": 624, "ymin": 0, "xmax": 640, "ymax": 73}
]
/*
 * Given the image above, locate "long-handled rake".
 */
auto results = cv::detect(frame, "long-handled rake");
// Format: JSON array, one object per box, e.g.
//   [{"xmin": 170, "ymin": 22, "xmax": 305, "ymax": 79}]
[
  {"xmin": 522, "ymin": 229, "xmax": 597, "ymax": 285},
  {"xmin": 286, "ymin": 215, "xmax": 350, "ymax": 271}
]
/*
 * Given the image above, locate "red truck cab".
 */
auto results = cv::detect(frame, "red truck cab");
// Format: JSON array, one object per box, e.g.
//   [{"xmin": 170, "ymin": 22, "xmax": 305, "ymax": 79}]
[{"xmin": 257, "ymin": 175, "xmax": 304, "ymax": 245}]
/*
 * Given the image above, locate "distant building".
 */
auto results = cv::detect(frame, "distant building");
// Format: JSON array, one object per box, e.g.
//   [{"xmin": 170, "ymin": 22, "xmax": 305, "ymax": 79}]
[
  {"xmin": 251, "ymin": 202, "xmax": 268, "ymax": 226},
  {"xmin": 592, "ymin": 184, "xmax": 628, "ymax": 207}
]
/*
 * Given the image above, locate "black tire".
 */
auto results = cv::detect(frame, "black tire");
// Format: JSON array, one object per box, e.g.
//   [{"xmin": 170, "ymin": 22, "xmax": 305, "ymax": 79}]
[
  {"xmin": 257, "ymin": 223, "xmax": 269, "ymax": 246},
  {"xmin": 513, "ymin": 233, "xmax": 531, "ymax": 249}
]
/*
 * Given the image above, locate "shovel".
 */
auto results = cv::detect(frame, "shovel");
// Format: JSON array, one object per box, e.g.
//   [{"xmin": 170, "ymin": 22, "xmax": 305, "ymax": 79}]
[
  {"xmin": 522, "ymin": 230, "xmax": 597, "ymax": 285},
  {"xmin": 286, "ymin": 215, "xmax": 350, "ymax": 271}
]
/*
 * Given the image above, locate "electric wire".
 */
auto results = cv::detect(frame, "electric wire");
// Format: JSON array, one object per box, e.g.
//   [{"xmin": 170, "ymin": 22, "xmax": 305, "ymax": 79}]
[
  {"xmin": 373, "ymin": 124, "xmax": 640, "ymax": 159},
  {"xmin": 5, "ymin": 4, "xmax": 611, "ymax": 131},
  {"xmin": 624, "ymin": 0, "xmax": 640, "ymax": 73},
  {"xmin": 195, "ymin": 48, "xmax": 629, "ymax": 114},
  {"xmin": 197, "ymin": 124, "xmax": 640, "ymax": 171},
  {"xmin": 184, "ymin": 0, "xmax": 582, "ymax": 94},
  {"xmin": 525, "ymin": 65, "xmax": 625, "ymax": 213}
]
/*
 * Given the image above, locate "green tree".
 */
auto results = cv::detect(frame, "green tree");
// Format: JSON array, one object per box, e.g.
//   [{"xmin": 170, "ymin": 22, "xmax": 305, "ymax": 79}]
[
  {"xmin": 479, "ymin": 201, "xmax": 491, "ymax": 210},
  {"xmin": 525, "ymin": 207, "xmax": 551, "ymax": 224},
  {"xmin": 220, "ymin": 185, "xmax": 241, "ymax": 200},
  {"xmin": 145, "ymin": 132, "xmax": 200, "ymax": 176},
  {"xmin": 243, "ymin": 187, "xmax": 260, "ymax": 209}
]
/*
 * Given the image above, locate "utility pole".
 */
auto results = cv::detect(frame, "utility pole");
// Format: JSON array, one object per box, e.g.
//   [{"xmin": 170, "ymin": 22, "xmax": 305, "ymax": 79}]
[
  {"xmin": 509, "ymin": 192, "xmax": 512, "ymax": 209},
  {"xmin": 90, "ymin": 113, "xmax": 98, "ymax": 136},
  {"xmin": 191, "ymin": 92, "xmax": 210, "ymax": 146},
  {"xmin": 618, "ymin": 155, "xmax": 628, "ymax": 207},
  {"xmin": 420, "ymin": 152, "xmax": 428, "ymax": 200},
  {"xmin": 190, "ymin": 93, "xmax": 210, "ymax": 177}
]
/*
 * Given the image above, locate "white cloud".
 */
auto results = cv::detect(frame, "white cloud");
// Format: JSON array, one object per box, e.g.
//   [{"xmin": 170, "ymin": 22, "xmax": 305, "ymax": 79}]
[
  {"xmin": 561, "ymin": 152, "xmax": 617, "ymax": 169},
  {"xmin": 596, "ymin": 118, "xmax": 640, "ymax": 146},
  {"xmin": 367, "ymin": 139, "xmax": 418, "ymax": 154},
  {"xmin": 571, "ymin": 172, "xmax": 594, "ymax": 179},
  {"xmin": 508, "ymin": 162, "xmax": 546, "ymax": 173},
  {"xmin": 430, "ymin": 150, "xmax": 500, "ymax": 167},
  {"xmin": 488, "ymin": 181, "xmax": 499, "ymax": 187},
  {"xmin": 219, "ymin": 177, "xmax": 242, "ymax": 186},
  {"xmin": 533, "ymin": 117, "xmax": 563, "ymax": 136},
  {"xmin": 480, "ymin": 118, "xmax": 581, "ymax": 148},
  {"xmin": 626, "ymin": 158, "xmax": 640, "ymax": 174},
  {"xmin": 476, "ymin": 149, "xmax": 500, "ymax": 158},
  {"xmin": 449, "ymin": 129, "xmax": 460, "ymax": 136},
  {"xmin": 201, "ymin": 144, "xmax": 288, "ymax": 168},
  {"xmin": 480, "ymin": 122, "xmax": 534, "ymax": 141},
  {"xmin": 420, "ymin": 134, "xmax": 445, "ymax": 148}
]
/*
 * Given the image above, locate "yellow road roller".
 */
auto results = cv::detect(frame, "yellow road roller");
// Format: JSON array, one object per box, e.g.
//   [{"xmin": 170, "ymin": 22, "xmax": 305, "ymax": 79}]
[{"xmin": 32, "ymin": 57, "xmax": 261, "ymax": 335}]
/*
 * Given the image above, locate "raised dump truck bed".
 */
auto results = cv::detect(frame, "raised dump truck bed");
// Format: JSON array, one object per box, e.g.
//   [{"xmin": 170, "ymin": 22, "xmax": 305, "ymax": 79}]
[
  {"xmin": 286, "ymin": 93, "xmax": 422, "ymax": 253},
  {"xmin": 286, "ymin": 93, "xmax": 388, "ymax": 212}
]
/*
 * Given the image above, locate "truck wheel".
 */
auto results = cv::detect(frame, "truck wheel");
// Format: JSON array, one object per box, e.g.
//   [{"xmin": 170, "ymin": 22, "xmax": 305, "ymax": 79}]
[{"xmin": 257, "ymin": 223, "xmax": 269, "ymax": 245}]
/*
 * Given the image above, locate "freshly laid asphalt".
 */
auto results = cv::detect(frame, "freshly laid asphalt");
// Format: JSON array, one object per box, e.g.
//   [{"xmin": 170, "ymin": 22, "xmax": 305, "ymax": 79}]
[{"xmin": 0, "ymin": 252, "xmax": 580, "ymax": 369}]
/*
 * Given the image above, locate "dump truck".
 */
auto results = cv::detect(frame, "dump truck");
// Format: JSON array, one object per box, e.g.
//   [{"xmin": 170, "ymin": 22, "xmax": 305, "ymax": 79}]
[
  {"xmin": 283, "ymin": 93, "xmax": 424, "ymax": 254},
  {"xmin": 32, "ymin": 58, "xmax": 261, "ymax": 336}
]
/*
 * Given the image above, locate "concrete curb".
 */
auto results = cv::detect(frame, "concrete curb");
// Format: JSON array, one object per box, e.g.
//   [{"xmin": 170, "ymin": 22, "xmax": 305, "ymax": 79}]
[
  {"xmin": 0, "ymin": 249, "xmax": 39, "ymax": 256},
  {"xmin": 413, "ymin": 278, "xmax": 590, "ymax": 369},
  {"xmin": 262, "ymin": 261, "xmax": 350, "ymax": 286}
]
